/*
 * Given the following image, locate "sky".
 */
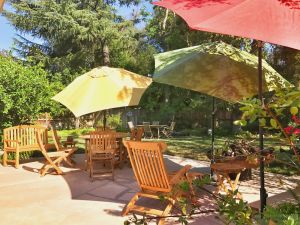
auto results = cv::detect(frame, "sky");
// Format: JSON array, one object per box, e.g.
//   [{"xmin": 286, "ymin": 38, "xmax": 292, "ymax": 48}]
[{"xmin": 0, "ymin": 1, "xmax": 153, "ymax": 51}]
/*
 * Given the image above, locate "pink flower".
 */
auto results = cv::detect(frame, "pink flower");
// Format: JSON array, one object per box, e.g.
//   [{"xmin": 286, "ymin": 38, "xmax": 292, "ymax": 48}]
[
  {"xmin": 292, "ymin": 115, "xmax": 300, "ymax": 124},
  {"xmin": 284, "ymin": 126, "xmax": 294, "ymax": 135},
  {"xmin": 293, "ymin": 128, "xmax": 300, "ymax": 136}
]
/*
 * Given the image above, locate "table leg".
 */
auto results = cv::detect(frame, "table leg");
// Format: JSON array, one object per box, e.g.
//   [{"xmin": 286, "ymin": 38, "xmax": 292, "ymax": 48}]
[
  {"xmin": 84, "ymin": 139, "xmax": 89, "ymax": 171},
  {"xmin": 225, "ymin": 173, "xmax": 242, "ymax": 199},
  {"xmin": 215, "ymin": 173, "xmax": 228, "ymax": 195}
]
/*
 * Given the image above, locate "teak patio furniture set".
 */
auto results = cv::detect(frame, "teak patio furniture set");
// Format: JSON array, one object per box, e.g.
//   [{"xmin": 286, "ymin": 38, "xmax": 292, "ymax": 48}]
[{"xmin": 2, "ymin": 125, "xmax": 205, "ymax": 224}]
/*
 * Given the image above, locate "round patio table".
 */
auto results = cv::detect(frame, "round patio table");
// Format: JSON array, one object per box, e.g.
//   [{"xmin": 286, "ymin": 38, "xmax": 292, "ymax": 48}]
[{"xmin": 211, "ymin": 162, "xmax": 247, "ymax": 199}]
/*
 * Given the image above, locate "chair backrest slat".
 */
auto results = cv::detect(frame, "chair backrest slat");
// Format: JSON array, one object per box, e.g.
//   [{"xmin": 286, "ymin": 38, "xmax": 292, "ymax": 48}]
[
  {"xmin": 142, "ymin": 122, "xmax": 151, "ymax": 133},
  {"xmin": 170, "ymin": 122, "xmax": 176, "ymax": 131},
  {"xmin": 89, "ymin": 131, "xmax": 117, "ymax": 153},
  {"xmin": 51, "ymin": 126, "xmax": 63, "ymax": 151},
  {"xmin": 130, "ymin": 127, "xmax": 144, "ymax": 141},
  {"xmin": 128, "ymin": 121, "xmax": 134, "ymax": 130},
  {"xmin": 152, "ymin": 121, "xmax": 159, "ymax": 125},
  {"xmin": 3, "ymin": 125, "xmax": 47, "ymax": 148},
  {"xmin": 124, "ymin": 141, "xmax": 171, "ymax": 193}
]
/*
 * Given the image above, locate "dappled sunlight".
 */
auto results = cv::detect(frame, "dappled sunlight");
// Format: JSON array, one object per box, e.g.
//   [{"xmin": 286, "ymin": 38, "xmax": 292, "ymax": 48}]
[
  {"xmin": 154, "ymin": 42, "xmax": 290, "ymax": 102},
  {"xmin": 1, "ymin": 151, "xmax": 299, "ymax": 224}
]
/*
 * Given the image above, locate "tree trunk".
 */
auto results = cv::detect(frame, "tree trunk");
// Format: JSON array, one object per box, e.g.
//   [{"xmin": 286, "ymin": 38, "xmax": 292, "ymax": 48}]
[
  {"xmin": 162, "ymin": 9, "xmax": 169, "ymax": 30},
  {"xmin": 93, "ymin": 112, "xmax": 102, "ymax": 127},
  {"xmin": 75, "ymin": 117, "xmax": 80, "ymax": 129},
  {"xmin": 102, "ymin": 43, "xmax": 110, "ymax": 66}
]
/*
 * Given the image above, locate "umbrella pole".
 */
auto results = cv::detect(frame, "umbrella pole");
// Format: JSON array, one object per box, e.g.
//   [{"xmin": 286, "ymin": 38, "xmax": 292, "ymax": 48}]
[
  {"xmin": 211, "ymin": 97, "xmax": 216, "ymax": 176},
  {"xmin": 103, "ymin": 110, "xmax": 107, "ymax": 130},
  {"xmin": 258, "ymin": 41, "xmax": 267, "ymax": 215}
]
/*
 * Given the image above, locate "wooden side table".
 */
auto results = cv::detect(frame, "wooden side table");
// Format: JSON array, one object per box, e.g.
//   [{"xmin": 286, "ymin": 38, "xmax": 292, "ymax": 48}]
[{"xmin": 211, "ymin": 162, "xmax": 247, "ymax": 199}]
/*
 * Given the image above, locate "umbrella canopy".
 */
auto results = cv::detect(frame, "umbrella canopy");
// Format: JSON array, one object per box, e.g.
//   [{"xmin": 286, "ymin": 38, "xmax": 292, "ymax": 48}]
[
  {"xmin": 154, "ymin": 0, "xmax": 300, "ymax": 50},
  {"xmin": 153, "ymin": 0, "xmax": 300, "ymax": 212},
  {"xmin": 52, "ymin": 66, "xmax": 152, "ymax": 117},
  {"xmin": 154, "ymin": 42, "xmax": 291, "ymax": 102}
]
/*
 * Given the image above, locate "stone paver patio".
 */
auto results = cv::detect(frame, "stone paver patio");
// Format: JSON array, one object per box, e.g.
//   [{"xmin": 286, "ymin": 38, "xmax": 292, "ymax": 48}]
[{"xmin": 0, "ymin": 154, "xmax": 299, "ymax": 225}]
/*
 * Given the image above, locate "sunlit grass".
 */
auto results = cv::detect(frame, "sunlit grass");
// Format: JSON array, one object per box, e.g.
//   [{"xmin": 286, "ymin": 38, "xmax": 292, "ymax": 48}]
[{"xmin": 55, "ymin": 129, "xmax": 299, "ymax": 176}]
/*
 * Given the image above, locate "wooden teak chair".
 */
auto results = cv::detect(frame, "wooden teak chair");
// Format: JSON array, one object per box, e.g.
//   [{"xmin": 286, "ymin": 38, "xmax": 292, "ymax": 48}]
[
  {"xmin": 123, "ymin": 141, "xmax": 194, "ymax": 225},
  {"xmin": 162, "ymin": 122, "xmax": 176, "ymax": 138},
  {"xmin": 36, "ymin": 131, "xmax": 72, "ymax": 177},
  {"xmin": 63, "ymin": 136, "xmax": 77, "ymax": 148},
  {"xmin": 142, "ymin": 122, "xmax": 153, "ymax": 139},
  {"xmin": 130, "ymin": 127, "xmax": 144, "ymax": 141},
  {"xmin": 89, "ymin": 131, "xmax": 117, "ymax": 181},
  {"xmin": 51, "ymin": 126, "xmax": 77, "ymax": 167}
]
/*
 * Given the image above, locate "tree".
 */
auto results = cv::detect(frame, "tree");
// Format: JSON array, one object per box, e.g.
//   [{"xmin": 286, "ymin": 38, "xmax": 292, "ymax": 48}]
[
  {"xmin": 267, "ymin": 45, "xmax": 300, "ymax": 86},
  {"xmin": 5, "ymin": 0, "xmax": 154, "ymax": 84},
  {"xmin": 0, "ymin": 54, "xmax": 63, "ymax": 130}
]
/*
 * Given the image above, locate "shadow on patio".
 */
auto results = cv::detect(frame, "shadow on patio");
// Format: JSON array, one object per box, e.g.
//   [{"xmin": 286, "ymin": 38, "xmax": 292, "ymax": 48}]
[{"xmin": 0, "ymin": 153, "xmax": 299, "ymax": 225}]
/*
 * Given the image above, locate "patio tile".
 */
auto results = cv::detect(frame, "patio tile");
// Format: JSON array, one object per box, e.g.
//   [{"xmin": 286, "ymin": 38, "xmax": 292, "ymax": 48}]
[
  {"xmin": 87, "ymin": 180, "xmax": 128, "ymax": 199},
  {"xmin": 0, "ymin": 153, "xmax": 299, "ymax": 225}
]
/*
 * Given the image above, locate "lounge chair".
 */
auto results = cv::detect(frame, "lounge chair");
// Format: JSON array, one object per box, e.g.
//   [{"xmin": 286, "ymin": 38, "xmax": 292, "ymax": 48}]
[{"xmin": 122, "ymin": 140, "xmax": 198, "ymax": 225}]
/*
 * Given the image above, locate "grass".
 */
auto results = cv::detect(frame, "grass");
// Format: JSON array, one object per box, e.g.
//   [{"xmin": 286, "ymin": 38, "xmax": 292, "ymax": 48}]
[{"xmin": 146, "ymin": 134, "xmax": 300, "ymax": 176}]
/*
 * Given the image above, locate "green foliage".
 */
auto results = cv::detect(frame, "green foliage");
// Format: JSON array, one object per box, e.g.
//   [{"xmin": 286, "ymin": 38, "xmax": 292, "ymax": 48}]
[
  {"xmin": 193, "ymin": 175, "xmax": 211, "ymax": 188},
  {"xmin": 236, "ymin": 87, "xmax": 300, "ymax": 156},
  {"xmin": 218, "ymin": 190, "xmax": 254, "ymax": 225},
  {"xmin": 5, "ymin": 0, "xmax": 155, "ymax": 85},
  {"xmin": 0, "ymin": 55, "xmax": 63, "ymax": 131},
  {"xmin": 106, "ymin": 112, "xmax": 122, "ymax": 129},
  {"xmin": 263, "ymin": 202, "xmax": 300, "ymax": 225}
]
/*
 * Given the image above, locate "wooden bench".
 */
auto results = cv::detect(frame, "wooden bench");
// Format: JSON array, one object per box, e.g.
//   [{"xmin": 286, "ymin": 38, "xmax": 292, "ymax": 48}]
[{"xmin": 2, "ymin": 125, "xmax": 52, "ymax": 168}]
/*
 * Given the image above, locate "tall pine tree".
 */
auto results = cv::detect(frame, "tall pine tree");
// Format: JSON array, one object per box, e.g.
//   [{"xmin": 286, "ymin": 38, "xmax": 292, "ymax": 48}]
[{"xmin": 5, "ymin": 0, "xmax": 154, "ymax": 84}]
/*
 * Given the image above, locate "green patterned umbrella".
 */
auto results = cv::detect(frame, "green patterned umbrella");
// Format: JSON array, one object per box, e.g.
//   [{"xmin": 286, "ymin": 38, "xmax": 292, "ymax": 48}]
[{"xmin": 154, "ymin": 42, "xmax": 291, "ymax": 102}]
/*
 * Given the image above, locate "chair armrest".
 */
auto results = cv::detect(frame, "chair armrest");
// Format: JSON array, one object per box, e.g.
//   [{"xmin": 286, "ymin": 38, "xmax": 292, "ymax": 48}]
[
  {"xmin": 158, "ymin": 142, "xmax": 167, "ymax": 151},
  {"xmin": 169, "ymin": 165, "xmax": 192, "ymax": 185},
  {"xmin": 4, "ymin": 139, "xmax": 21, "ymax": 147}
]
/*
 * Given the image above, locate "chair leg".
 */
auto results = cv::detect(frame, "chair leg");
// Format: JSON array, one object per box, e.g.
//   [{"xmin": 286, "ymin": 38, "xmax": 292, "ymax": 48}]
[
  {"xmin": 64, "ymin": 156, "xmax": 74, "ymax": 167},
  {"xmin": 2, "ymin": 150, "xmax": 7, "ymax": 166},
  {"xmin": 122, "ymin": 193, "xmax": 140, "ymax": 216},
  {"xmin": 90, "ymin": 160, "xmax": 93, "ymax": 180},
  {"xmin": 15, "ymin": 151, "xmax": 20, "ymax": 168},
  {"xmin": 40, "ymin": 158, "xmax": 64, "ymax": 177},
  {"xmin": 111, "ymin": 159, "xmax": 115, "ymax": 181},
  {"xmin": 157, "ymin": 218, "xmax": 165, "ymax": 225}
]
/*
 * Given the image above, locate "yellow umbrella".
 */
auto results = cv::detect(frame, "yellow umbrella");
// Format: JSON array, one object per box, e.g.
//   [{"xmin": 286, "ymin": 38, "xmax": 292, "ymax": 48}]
[{"xmin": 52, "ymin": 66, "xmax": 152, "ymax": 117}]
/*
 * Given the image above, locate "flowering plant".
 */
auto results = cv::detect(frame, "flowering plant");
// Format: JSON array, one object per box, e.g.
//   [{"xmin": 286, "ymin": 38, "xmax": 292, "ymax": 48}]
[
  {"xmin": 235, "ymin": 87, "xmax": 300, "ymax": 162},
  {"xmin": 284, "ymin": 115, "xmax": 300, "ymax": 137}
]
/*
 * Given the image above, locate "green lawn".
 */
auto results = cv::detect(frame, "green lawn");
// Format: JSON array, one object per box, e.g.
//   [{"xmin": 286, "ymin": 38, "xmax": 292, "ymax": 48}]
[{"xmin": 56, "ymin": 130, "xmax": 299, "ymax": 176}]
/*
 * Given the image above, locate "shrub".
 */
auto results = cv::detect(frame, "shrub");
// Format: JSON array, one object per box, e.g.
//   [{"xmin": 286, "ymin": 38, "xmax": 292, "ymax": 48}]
[{"xmin": 0, "ymin": 55, "xmax": 63, "ymax": 132}]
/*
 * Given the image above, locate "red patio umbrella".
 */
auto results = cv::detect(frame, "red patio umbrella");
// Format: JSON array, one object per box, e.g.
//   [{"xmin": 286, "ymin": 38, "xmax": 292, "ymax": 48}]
[{"xmin": 153, "ymin": 0, "xmax": 300, "ymax": 213}]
